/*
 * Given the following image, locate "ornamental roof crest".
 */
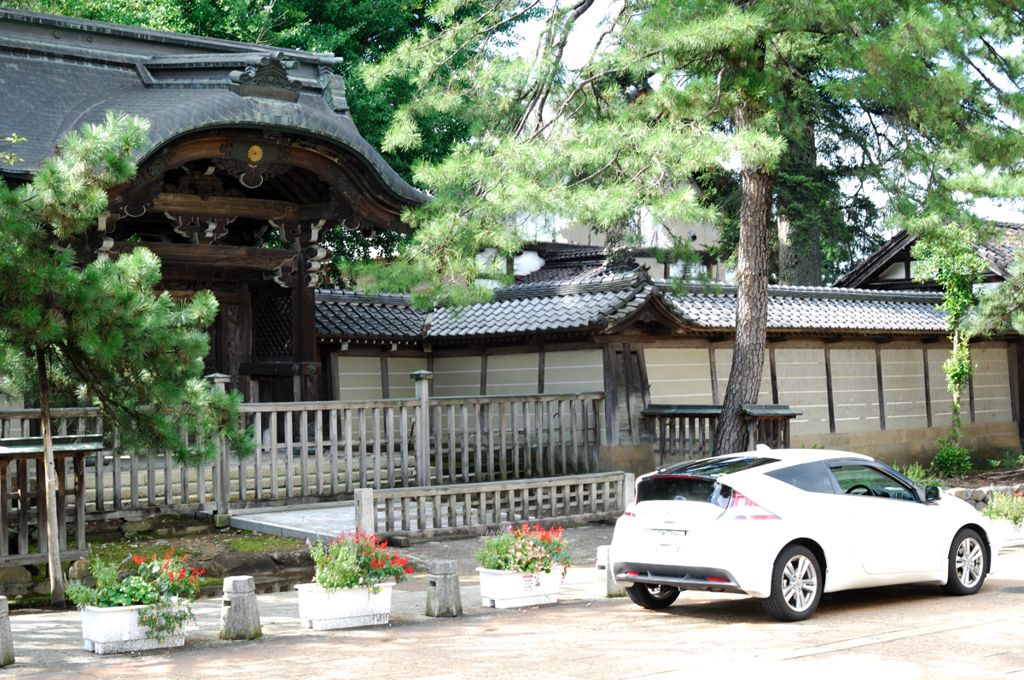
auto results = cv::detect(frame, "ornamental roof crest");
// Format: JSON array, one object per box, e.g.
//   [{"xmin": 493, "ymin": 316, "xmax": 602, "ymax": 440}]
[{"xmin": 229, "ymin": 52, "xmax": 303, "ymax": 102}]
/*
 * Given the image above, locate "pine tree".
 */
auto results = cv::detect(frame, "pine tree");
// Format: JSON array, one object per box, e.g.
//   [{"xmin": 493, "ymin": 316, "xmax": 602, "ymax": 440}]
[
  {"xmin": 0, "ymin": 112, "xmax": 253, "ymax": 604},
  {"xmin": 354, "ymin": 0, "xmax": 1024, "ymax": 453}
]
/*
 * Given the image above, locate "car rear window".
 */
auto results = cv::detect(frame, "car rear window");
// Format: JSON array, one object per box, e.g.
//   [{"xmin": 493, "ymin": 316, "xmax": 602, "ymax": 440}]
[
  {"xmin": 766, "ymin": 461, "xmax": 835, "ymax": 493},
  {"xmin": 662, "ymin": 456, "xmax": 779, "ymax": 477},
  {"xmin": 637, "ymin": 476, "xmax": 716, "ymax": 503},
  {"xmin": 638, "ymin": 456, "xmax": 778, "ymax": 503}
]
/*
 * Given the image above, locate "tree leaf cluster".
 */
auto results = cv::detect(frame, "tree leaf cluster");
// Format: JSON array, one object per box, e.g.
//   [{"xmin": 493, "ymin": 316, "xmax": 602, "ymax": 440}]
[
  {"xmin": 0, "ymin": 112, "xmax": 253, "ymax": 464},
  {"xmin": 357, "ymin": 0, "xmax": 1023, "ymax": 303}
]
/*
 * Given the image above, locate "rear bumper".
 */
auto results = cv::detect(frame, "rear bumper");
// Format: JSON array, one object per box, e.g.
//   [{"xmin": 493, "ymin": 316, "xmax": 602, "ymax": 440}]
[{"xmin": 612, "ymin": 561, "xmax": 746, "ymax": 595}]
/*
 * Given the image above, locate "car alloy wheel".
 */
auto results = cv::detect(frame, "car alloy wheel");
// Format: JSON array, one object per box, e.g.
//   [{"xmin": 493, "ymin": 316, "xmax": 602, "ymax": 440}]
[
  {"xmin": 763, "ymin": 544, "xmax": 823, "ymax": 622},
  {"xmin": 943, "ymin": 528, "xmax": 987, "ymax": 596}
]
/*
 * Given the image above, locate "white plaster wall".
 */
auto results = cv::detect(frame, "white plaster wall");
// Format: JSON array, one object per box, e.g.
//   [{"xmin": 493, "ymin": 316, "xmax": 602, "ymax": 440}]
[
  {"xmin": 644, "ymin": 348, "xmax": 714, "ymax": 404},
  {"xmin": 544, "ymin": 350, "xmax": 603, "ymax": 394},
  {"xmin": 830, "ymin": 348, "xmax": 879, "ymax": 434},
  {"xmin": 881, "ymin": 348, "xmax": 928, "ymax": 430},
  {"xmin": 775, "ymin": 348, "xmax": 830, "ymax": 435}
]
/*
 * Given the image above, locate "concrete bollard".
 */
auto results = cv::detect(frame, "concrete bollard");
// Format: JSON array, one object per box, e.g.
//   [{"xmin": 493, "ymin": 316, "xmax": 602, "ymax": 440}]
[
  {"xmin": 596, "ymin": 546, "xmax": 626, "ymax": 598},
  {"xmin": 0, "ymin": 597, "xmax": 12, "ymax": 666},
  {"xmin": 220, "ymin": 576, "xmax": 262, "ymax": 640},
  {"xmin": 425, "ymin": 559, "xmax": 462, "ymax": 617}
]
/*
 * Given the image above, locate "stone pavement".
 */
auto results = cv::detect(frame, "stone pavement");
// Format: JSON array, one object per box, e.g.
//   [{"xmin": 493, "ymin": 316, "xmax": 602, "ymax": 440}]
[
  {"xmin": 229, "ymin": 501, "xmax": 357, "ymax": 541},
  {"xmin": 3, "ymin": 534, "xmax": 1024, "ymax": 678}
]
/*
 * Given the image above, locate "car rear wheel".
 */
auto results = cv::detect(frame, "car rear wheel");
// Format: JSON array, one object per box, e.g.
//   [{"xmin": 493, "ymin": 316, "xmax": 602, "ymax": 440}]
[
  {"xmin": 942, "ymin": 528, "xmax": 988, "ymax": 596},
  {"xmin": 763, "ymin": 545, "xmax": 823, "ymax": 622},
  {"xmin": 626, "ymin": 583, "xmax": 680, "ymax": 610}
]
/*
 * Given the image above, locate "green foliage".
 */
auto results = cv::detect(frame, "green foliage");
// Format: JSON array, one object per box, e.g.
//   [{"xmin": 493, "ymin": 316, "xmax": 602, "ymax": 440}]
[
  {"xmin": 913, "ymin": 222, "xmax": 986, "ymax": 466},
  {"xmin": 66, "ymin": 549, "xmax": 203, "ymax": 639},
  {"xmin": 933, "ymin": 423, "xmax": 973, "ymax": 478},
  {"xmin": 349, "ymin": 0, "xmax": 1024, "ymax": 307},
  {"xmin": 894, "ymin": 462, "xmax": 945, "ymax": 488},
  {"xmin": 983, "ymin": 491, "xmax": 1024, "ymax": 529},
  {"xmin": 0, "ymin": 112, "xmax": 254, "ymax": 464},
  {"xmin": 987, "ymin": 451, "xmax": 1024, "ymax": 470},
  {"xmin": 309, "ymin": 530, "xmax": 412, "ymax": 591},
  {"xmin": 476, "ymin": 523, "xmax": 571, "ymax": 576},
  {"xmin": 0, "ymin": 134, "xmax": 24, "ymax": 167}
]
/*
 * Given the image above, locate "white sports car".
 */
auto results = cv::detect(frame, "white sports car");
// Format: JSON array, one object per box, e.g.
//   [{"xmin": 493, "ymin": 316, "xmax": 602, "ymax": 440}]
[{"xmin": 610, "ymin": 446, "xmax": 998, "ymax": 621}]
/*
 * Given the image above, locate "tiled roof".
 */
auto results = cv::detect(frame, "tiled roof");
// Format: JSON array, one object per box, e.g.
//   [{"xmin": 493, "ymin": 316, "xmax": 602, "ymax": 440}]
[
  {"xmin": 428, "ymin": 273, "xmax": 653, "ymax": 339},
  {"xmin": 0, "ymin": 8, "xmax": 427, "ymax": 207},
  {"xmin": 315, "ymin": 273, "xmax": 955, "ymax": 343},
  {"xmin": 665, "ymin": 283, "xmax": 947, "ymax": 333},
  {"xmin": 974, "ymin": 223, "xmax": 1024, "ymax": 276},
  {"xmin": 315, "ymin": 290, "xmax": 425, "ymax": 342},
  {"xmin": 515, "ymin": 246, "xmax": 637, "ymax": 285}
]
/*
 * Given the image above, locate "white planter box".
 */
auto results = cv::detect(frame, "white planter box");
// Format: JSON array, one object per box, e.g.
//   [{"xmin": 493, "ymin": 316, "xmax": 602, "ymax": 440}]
[
  {"xmin": 477, "ymin": 567, "xmax": 562, "ymax": 609},
  {"xmin": 81, "ymin": 603, "xmax": 185, "ymax": 655},
  {"xmin": 295, "ymin": 583, "xmax": 394, "ymax": 631},
  {"xmin": 992, "ymin": 519, "xmax": 1024, "ymax": 551}
]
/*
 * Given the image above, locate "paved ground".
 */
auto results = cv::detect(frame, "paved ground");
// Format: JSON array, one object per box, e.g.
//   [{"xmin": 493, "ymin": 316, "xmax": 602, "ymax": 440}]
[{"xmin": 5, "ymin": 526, "xmax": 1024, "ymax": 679}]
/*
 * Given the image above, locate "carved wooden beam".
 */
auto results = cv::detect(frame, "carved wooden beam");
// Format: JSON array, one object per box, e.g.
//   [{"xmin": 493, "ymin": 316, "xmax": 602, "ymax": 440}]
[
  {"xmin": 153, "ymin": 193, "xmax": 333, "ymax": 223},
  {"xmin": 108, "ymin": 242, "xmax": 298, "ymax": 273}
]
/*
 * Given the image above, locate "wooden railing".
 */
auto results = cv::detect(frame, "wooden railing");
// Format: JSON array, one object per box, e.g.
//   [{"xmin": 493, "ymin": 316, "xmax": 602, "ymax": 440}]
[
  {"xmin": 0, "ymin": 392, "xmax": 604, "ymax": 526},
  {"xmin": 359, "ymin": 472, "xmax": 634, "ymax": 539},
  {"xmin": 642, "ymin": 404, "xmax": 802, "ymax": 466}
]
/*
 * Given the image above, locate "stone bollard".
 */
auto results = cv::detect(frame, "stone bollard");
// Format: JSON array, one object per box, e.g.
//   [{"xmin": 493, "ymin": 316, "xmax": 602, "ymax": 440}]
[
  {"xmin": 596, "ymin": 546, "xmax": 626, "ymax": 598},
  {"xmin": 0, "ymin": 596, "xmax": 13, "ymax": 666},
  {"xmin": 354, "ymin": 488, "xmax": 376, "ymax": 534},
  {"xmin": 425, "ymin": 559, "xmax": 462, "ymax": 617},
  {"xmin": 220, "ymin": 576, "xmax": 262, "ymax": 640}
]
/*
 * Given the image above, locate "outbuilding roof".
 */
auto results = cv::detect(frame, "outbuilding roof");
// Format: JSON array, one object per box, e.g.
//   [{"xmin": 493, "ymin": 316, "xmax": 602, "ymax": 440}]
[
  {"xmin": 315, "ymin": 271, "xmax": 952, "ymax": 344},
  {"xmin": 667, "ymin": 283, "xmax": 947, "ymax": 333}
]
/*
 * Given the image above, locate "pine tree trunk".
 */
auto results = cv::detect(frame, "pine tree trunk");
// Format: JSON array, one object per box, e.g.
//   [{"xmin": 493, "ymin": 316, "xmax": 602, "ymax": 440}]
[
  {"xmin": 714, "ymin": 123, "xmax": 775, "ymax": 455},
  {"xmin": 777, "ymin": 212, "xmax": 821, "ymax": 286},
  {"xmin": 35, "ymin": 347, "xmax": 65, "ymax": 605},
  {"xmin": 777, "ymin": 111, "xmax": 821, "ymax": 286}
]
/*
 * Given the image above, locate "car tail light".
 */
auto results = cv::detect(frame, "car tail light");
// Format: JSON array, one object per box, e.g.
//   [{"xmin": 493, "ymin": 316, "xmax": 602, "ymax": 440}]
[
  {"xmin": 720, "ymin": 490, "xmax": 779, "ymax": 520},
  {"xmin": 622, "ymin": 503, "xmax": 636, "ymax": 517},
  {"xmin": 706, "ymin": 577, "xmax": 729, "ymax": 582},
  {"xmin": 625, "ymin": 571, "xmax": 639, "ymax": 577}
]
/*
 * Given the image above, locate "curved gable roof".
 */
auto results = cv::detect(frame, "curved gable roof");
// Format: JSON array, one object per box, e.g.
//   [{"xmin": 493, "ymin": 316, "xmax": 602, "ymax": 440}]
[{"xmin": 0, "ymin": 8, "xmax": 428, "ymax": 208}]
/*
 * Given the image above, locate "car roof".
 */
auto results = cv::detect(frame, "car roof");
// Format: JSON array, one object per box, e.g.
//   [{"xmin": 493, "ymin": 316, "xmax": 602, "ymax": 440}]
[
  {"xmin": 653, "ymin": 447, "xmax": 876, "ymax": 478},
  {"xmin": 754, "ymin": 447, "xmax": 874, "ymax": 465},
  {"xmin": 722, "ymin": 447, "xmax": 879, "ymax": 483}
]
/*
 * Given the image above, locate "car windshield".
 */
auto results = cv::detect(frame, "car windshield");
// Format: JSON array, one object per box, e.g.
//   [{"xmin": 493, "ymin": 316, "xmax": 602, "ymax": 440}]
[{"xmin": 638, "ymin": 456, "xmax": 778, "ymax": 503}]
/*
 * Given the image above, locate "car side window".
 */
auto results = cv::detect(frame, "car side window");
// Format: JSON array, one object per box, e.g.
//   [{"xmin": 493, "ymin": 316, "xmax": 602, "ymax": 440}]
[
  {"xmin": 828, "ymin": 464, "xmax": 917, "ymax": 501},
  {"xmin": 766, "ymin": 461, "xmax": 835, "ymax": 493}
]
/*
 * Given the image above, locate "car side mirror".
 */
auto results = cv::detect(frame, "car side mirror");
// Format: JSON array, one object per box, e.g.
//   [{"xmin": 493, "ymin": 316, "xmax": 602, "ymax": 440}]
[{"xmin": 925, "ymin": 486, "xmax": 941, "ymax": 502}]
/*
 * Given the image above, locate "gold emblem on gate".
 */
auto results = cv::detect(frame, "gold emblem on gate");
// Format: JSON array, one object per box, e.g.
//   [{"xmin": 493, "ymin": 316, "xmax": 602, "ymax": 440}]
[{"xmin": 247, "ymin": 145, "xmax": 264, "ymax": 162}]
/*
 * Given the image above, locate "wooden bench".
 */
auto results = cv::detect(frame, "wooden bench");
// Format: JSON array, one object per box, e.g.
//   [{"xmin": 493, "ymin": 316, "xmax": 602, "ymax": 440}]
[{"xmin": 0, "ymin": 435, "xmax": 103, "ymax": 566}]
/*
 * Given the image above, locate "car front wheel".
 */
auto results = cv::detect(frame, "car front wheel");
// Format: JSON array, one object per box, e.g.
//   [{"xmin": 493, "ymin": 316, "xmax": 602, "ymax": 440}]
[
  {"xmin": 763, "ymin": 545, "xmax": 823, "ymax": 622},
  {"xmin": 626, "ymin": 583, "xmax": 680, "ymax": 610},
  {"xmin": 942, "ymin": 528, "xmax": 988, "ymax": 596}
]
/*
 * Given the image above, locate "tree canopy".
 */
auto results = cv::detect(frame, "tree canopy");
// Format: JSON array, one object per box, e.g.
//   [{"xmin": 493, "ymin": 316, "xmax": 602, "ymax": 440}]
[
  {"xmin": 0, "ymin": 112, "xmax": 254, "ymax": 602},
  {"xmin": 356, "ymin": 0, "xmax": 1024, "ymax": 451}
]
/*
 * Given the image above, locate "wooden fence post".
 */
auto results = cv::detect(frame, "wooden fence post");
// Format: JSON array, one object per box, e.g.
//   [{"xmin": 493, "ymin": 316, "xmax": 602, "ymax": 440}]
[
  {"xmin": 206, "ymin": 373, "xmax": 232, "ymax": 526},
  {"xmin": 411, "ymin": 371, "xmax": 434, "ymax": 488}
]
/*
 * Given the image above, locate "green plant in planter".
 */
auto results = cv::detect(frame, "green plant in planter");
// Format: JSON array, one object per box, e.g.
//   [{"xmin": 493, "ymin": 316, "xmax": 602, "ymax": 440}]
[
  {"xmin": 67, "ymin": 549, "xmax": 204, "ymax": 639},
  {"xmin": 476, "ymin": 524, "xmax": 571, "ymax": 578},
  {"xmin": 308, "ymin": 530, "xmax": 412, "ymax": 593},
  {"xmin": 983, "ymin": 492, "xmax": 1024, "ymax": 529}
]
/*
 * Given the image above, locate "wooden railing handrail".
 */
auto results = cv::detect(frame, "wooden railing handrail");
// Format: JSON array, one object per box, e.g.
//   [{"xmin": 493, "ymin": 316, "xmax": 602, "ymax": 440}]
[
  {"xmin": 371, "ymin": 472, "xmax": 627, "ymax": 499},
  {"xmin": 0, "ymin": 392, "xmax": 607, "ymax": 420}
]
